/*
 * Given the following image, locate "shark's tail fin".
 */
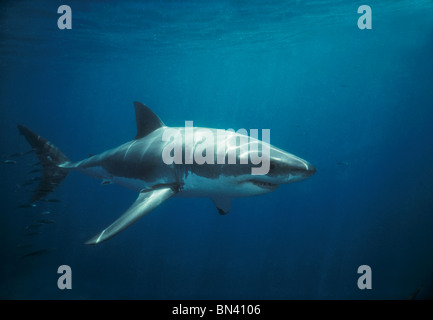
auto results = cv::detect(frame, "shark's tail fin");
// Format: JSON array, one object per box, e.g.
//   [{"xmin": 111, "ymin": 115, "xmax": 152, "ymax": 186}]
[{"xmin": 17, "ymin": 124, "xmax": 70, "ymax": 203}]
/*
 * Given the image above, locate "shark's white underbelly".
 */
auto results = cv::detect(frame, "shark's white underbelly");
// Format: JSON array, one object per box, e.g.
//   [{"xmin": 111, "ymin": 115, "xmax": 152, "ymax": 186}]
[
  {"xmin": 74, "ymin": 164, "xmax": 271, "ymax": 198},
  {"xmin": 177, "ymin": 172, "xmax": 270, "ymax": 198}
]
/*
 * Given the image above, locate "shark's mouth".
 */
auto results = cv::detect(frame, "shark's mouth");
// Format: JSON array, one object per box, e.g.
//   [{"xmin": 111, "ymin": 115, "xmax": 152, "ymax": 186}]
[{"xmin": 249, "ymin": 179, "xmax": 279, "ymax": 190}]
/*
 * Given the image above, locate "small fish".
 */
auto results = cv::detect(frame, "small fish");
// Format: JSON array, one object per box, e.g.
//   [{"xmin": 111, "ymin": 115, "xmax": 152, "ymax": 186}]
[
  {"xmin": 21, "ymin": 177, "xmax": 41, "ymax": 186},
  {"xmin": 22, "ymin": 149, "xmax": 35, "ymax": 156},
  {"xmin": 336, "ymin": 161, "xmax": 349, "ymax": 166},
  {"xmin": 16, "ymin": 244, "xmax": 33, "ymax": 249},
  {"xmin": 6, "ymin": 150, "xmax": 34, "ymax": 158},
  {"xmin": 24, "ymin": 231, "xmax": 42, "ymax": 236},
  {"xmin": 24, "ymin": 223, "xmax": 44, "ymax": 231},
  {"xmin": 21, "ymin": 181, "xmax": 36, "ymax": 187},
  {"xmin": 29, "ymin": 161, "xmax": 41, "ymax": 168},
  {"xmin": 16, "ymin": 203, "xmax": 37, "ymax": 209},
  {"xmin": 101, "ymin": 179, "xmax": 112, "ymax": 185},
  {"xmin": 21, "ymin": 248, "xmax": 55, "ymax": 259},
  {"xmin": 7, "ymin": 153, "xmax": 23, "ymax": 158},
  {"xmin": 3, "ymin": 160, "xmax": 17, "ymax": 164},
  {"xmin": 37, "ymin": 219, "xmax": 55, "ymax": 224},
  {"xmin": 46, "ymin": 199, "xmax": 61, "ymax": 203},
  {"xmin": 405, "ymin": 285, "xmax": 425, "ymax": 300},
  {"xmin": 27, "ymin": 168, "xmax": 41, "ymax": 174},
  {"xmin": 41, "ymin": 210, "xmax": 52, "ymax": 215}
]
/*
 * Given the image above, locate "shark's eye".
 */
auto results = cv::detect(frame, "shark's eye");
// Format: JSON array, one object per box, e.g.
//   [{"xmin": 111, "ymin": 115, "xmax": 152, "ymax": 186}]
[{"xmin": 270, "ymin": 163, "xmax": 275, "ymax": 170}]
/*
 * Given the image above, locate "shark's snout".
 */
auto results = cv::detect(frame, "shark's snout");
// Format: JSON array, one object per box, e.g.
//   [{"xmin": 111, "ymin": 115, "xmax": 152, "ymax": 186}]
[
  {"xmin": 304, "ymin": 162, "xmax": 316, "ymax": 177},
  {"xmin": 289, "ymin": 159, "xmax": 316, "ymax": 182},
  {"xmin": 267, "ymin": 153, "xmax": 316, "ymax": 184}
]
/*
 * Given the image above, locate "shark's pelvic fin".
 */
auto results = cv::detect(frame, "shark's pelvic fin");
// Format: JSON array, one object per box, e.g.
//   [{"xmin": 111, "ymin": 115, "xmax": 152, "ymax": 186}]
[
  {"xmin": 133, "ymin": 101, "xmax": 165, "ymax": 139},
  {"xmin": 86, "ymin": 186, "xmax": 176, "ymax": 245},
  {"xmin": 212, "ymin": 196, "xmax": 232, "ymax": 215}
]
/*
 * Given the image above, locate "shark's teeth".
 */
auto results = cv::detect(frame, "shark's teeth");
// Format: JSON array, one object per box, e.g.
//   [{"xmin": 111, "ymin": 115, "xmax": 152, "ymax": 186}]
[{"xmin": 249, "ymin": 180, "xmax": 278, "ymax": 190}]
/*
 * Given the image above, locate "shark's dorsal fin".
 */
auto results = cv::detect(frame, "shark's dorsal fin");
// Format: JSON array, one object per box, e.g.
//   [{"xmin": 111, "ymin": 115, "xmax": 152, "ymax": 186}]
[{"xmin": 133, "ymin": 101, "xmax": 165, "ymax": 139}]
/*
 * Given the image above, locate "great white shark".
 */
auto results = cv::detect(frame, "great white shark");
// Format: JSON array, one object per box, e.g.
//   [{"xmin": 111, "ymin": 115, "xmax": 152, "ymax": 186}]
[{"xmin": 18, "ymin": 102, "xmax": 316, "ymax": 244}]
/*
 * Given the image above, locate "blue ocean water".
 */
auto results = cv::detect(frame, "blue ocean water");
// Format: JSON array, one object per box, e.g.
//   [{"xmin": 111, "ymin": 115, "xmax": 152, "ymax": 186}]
[{"xmin": 1, "ymin": 0, "xmax": 432, "ymax": 300}]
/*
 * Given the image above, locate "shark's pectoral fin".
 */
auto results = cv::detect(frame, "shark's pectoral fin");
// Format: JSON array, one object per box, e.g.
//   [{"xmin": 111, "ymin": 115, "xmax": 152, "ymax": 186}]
[
  {"xmin": 211, "ymin": 196, "xmax": 232, "ymax": 215},
  {"xmin": 86, "ymin": 187, "xmax": 176, "ymax": 245}
]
